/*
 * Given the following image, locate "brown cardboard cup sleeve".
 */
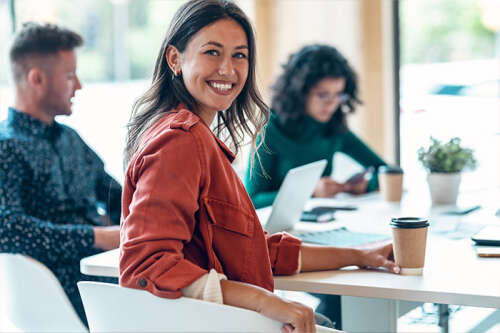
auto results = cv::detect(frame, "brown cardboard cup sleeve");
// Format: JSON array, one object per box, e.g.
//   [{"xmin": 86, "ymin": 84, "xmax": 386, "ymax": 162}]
[{"xmin": 390, "ymin": 217, "xmax": 429, "ymax": 275}]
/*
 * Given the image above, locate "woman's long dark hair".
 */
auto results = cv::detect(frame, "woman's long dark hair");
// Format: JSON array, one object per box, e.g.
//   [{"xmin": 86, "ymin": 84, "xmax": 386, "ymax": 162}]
[
  {"xmin": 124, "ymin": 0, "xmax": 268, "ymax": 168},
  {"xmin": 271, "ymin": 44, "xmax": 361, "ymax": 135}
]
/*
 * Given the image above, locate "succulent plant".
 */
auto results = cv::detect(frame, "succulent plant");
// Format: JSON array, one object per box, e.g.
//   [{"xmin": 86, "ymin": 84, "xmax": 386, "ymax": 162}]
[{"xmin": 418, "ymin": 137, "xmax": 477, "ymax": 173}]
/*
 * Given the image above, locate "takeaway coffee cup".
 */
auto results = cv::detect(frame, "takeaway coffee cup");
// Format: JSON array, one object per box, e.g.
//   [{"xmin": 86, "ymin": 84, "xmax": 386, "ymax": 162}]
[
  {"xmin": 378, "ymin": 166, "xmax": 404, "ymax": 202},
  {"xmin": 390, "ymin": 217, "xmax": 429, "ymax": 275}
]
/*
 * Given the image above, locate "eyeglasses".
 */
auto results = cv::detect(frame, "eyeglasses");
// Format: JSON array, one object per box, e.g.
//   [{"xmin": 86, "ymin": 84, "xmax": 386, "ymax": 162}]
[{"xmin": 312, "ymin": 91, "xmax": 349, "ymax": 105}]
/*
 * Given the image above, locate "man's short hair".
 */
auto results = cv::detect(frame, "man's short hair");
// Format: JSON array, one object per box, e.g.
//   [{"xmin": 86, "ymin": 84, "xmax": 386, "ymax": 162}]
[{"xmin": 9, "ymin": 22, "xmax": 83, "ymax": 83}]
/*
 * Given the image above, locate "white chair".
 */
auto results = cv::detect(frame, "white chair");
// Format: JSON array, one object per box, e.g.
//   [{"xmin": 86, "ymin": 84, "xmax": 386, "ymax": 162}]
[
  {"xmin": 78, "ymin": 281, "xmax": 342, "ymax": 332},
  {"xmin": 0, "ymin": 253, "xmax": 88, "ymax": 332}
]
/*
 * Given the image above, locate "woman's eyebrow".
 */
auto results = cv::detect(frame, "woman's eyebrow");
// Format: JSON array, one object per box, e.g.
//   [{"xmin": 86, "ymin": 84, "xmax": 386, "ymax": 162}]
[
  {"xmin": 201, "ymin": 41, "xmax": 223, "ymax": 48},
  {"xmin": 201, "ymin": 41, "xmax": 248, "ymax": 50}
]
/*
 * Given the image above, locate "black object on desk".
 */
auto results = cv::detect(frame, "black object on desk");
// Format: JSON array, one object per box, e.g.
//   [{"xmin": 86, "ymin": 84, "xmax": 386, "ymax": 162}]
[
  {"xmin": 301, "ymin": 205, "xmax": 358, "ymax": 222},
  {"xmin": 471, "ymin": 226, "xmax": 500, "ymax": 246},
  {"xmin": 311, "ymin": 205, "xmax": 358, "ymax": 212},
  {"xmin": 301, "ymin": 210, "xmax": 335, "ymax": 222},
  {"xmin": 442, "ymin": 205, "xmax": 481, "ymax": 216}
]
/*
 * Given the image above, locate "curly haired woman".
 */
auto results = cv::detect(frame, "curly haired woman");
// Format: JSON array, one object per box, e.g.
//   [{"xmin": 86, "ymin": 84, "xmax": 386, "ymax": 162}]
[
  {"xmin": 245, "ymin": 44, "xmax": 387, "ymax": 210},
  {"xmin": 245, "ymin": 44, "xmax": 389, "ymax": 330}
]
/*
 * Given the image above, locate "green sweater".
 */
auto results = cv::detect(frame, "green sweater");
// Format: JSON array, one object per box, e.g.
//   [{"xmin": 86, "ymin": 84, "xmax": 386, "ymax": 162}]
[{"xmin": 245, "ymin": 112, "xmax": 386, "ymax": 208}]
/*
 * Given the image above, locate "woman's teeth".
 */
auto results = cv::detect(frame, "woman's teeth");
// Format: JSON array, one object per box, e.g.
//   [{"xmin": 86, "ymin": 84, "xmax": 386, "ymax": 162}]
[{"xmin": 210, "ymin": 81, "xmax": 232, "ymax": 91}]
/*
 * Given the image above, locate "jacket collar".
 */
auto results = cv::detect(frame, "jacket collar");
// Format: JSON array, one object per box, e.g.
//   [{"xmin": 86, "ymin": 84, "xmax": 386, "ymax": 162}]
[
  {"xmin": 174, "ymin": 104, "xmax": 235, "ymax": 163},
  {"xmin": 7, "ymin": 107, "xmax": 62, "ymax": 140}
]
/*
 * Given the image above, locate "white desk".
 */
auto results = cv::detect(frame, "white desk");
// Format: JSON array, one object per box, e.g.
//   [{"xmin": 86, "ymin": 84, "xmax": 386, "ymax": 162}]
[
  {"xmin": 80, "ymin": 247, "xmax": 119, "ymax": 278},
  {"xmin": 81, "ymin": 189, "xmax": 500, "ymax": 332}
]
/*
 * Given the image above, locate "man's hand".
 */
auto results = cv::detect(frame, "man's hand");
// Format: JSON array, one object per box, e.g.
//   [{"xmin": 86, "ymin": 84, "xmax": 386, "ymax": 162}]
[{"xmin": 93, "ymin": 226, "xmax": 120, "ymax": 250}]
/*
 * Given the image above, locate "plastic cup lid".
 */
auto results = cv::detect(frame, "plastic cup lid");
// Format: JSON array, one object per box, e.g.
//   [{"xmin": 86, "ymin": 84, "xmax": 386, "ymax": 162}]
[
  {"xmin": 390, "ymin": 217, "xmax": 429, "ymax": 228},
  {"xmin": 378, "ymin": 165, "xmax": 404, "ymax": 174}
]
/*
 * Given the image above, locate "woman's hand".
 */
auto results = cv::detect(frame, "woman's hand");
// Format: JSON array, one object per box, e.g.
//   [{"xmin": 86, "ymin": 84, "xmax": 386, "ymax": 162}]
[
  {"xmin": 343, "ymin": 178, "xmax": 368, "ymax": 195},
  {"xmin": 257, "ymin": 293, "xmax": 316, "ymax": 333},
  {"xmin": 313, "ymin": 177, "xmax": 346, "ymax": 197},
  {"xmin": 357, "ymin": 242, "xmax": 400, "ymax": 274}
]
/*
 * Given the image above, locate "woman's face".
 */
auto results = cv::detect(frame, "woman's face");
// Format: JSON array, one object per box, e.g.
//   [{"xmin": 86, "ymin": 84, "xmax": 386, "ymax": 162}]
[
  {"xmin": 177, "ymin": 19, "xmax": 249, "ymax": 121},
  {"xmin": 305, "ymin": 77, "xmax": 346, "ymax": 123}
]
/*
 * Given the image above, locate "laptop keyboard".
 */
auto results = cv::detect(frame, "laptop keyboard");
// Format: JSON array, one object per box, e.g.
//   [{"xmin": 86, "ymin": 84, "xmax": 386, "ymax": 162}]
[{"xmin": 296, "ymin": 227, "xmax": 390, "ymax": 247}]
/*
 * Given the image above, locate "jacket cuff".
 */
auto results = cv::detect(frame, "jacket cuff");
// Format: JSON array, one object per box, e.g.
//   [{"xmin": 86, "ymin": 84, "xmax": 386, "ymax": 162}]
[
  {"xmin": 121, "ymin": 259, "xmax": 208, "ymax": 299},
  {"xmin": 267, "ymin": 232, "xmax": 302, "ymax": 275}
]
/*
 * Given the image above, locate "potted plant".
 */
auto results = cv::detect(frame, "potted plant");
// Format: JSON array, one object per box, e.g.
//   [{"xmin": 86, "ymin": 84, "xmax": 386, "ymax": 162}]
[{"xmin": 418, "ymin": 137, "xmax": 477, "ymax": 205}]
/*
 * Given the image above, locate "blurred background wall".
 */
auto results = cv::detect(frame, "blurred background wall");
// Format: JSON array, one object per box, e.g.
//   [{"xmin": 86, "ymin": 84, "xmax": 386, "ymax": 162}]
[{"xmin": 0, "ymin": 0, "xmax": 498, "ymax": 191}]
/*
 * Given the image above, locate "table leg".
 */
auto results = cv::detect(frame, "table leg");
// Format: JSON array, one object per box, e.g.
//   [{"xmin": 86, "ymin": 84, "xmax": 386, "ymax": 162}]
[
  {"xmin": 341, "ymin": 296, "xmax": 398, "ymax": 332},
  {"xmin": 438, "ymin": 303, "xmax": 449, "ymax": 333}
]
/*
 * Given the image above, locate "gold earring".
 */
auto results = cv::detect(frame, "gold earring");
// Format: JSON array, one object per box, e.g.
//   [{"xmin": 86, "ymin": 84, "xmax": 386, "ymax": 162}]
[{"xmin": 172, "ymin": 69, "xmax": 181, "ymax": 80}]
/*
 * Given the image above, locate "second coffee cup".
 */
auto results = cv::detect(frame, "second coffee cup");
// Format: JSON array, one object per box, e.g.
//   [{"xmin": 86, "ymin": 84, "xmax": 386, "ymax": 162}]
[{"xmin": 378, "ymin": 165, "xmax": 404, "ymax": 202}]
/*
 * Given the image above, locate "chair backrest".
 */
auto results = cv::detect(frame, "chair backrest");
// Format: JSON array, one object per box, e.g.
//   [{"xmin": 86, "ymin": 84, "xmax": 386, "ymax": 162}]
[
  {"xmin": 0, "ymin": 253, "xmax": 87, "ymax": 332},
  {"xmin": 78, "ymin": 281, "xmax": 283, "ymax": 332}
]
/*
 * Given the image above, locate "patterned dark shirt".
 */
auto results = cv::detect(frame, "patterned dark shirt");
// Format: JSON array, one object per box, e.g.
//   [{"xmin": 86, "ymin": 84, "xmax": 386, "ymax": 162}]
[{"xmin": 0, "ymin": 107, "xmax": 121, "ymax": 325}]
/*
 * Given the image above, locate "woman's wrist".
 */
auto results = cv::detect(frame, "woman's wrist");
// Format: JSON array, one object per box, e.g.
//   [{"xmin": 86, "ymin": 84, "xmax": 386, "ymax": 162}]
[
  {"xmin": 220, "ymin": 279, "xmax": 272, "ymax": 313},
  {"xmin": 253, "ymin": 289, "xmax": 278, "ymax": 314},
  {"xmin": 351, "ymin": 248, "xmax": 364, "ymax": 267},
  {"xmin": 300, "ymin": 244, "xmax": 364, "ymax": 271}
]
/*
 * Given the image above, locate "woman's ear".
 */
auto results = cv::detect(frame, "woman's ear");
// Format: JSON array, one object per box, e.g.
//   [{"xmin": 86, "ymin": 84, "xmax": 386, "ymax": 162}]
[{"xmin": 165, "ymin": 45, "xmax": 182, "ymax": 76}]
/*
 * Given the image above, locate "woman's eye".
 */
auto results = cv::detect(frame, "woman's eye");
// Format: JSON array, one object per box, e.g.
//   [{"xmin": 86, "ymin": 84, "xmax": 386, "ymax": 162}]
[
  {"xmin": 205, "ymin": 50, "xmax": 219, "ymax": 56},
  {"xmin": 233, "ymin": 52, "xmax": 247, "ymax": 59}
]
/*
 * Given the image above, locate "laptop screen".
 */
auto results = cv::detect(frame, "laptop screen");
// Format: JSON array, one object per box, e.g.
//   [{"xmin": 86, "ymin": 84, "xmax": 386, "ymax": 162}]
[{"xmin": 264, "ymin": 159, "xmax": 327, "ymax": 234}]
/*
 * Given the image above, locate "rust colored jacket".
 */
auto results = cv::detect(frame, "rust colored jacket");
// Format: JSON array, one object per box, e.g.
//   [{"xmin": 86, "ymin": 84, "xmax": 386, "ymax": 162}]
[{"xmin": 120, "ymin": 107, "xmax": 301, "ymax": 298}]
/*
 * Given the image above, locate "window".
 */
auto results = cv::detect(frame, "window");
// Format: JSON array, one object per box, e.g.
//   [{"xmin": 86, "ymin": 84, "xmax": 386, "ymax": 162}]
[
  {"xmin": 3, "ymin": 0, "xmax": 186, "ymax": 182},
  {"xmin": 399, "ymin": 0, "xmax": 500, "ymax": 191},
  {"xmin": 0, "ymin": 0, "xmax": 13, "ymax": 119}
]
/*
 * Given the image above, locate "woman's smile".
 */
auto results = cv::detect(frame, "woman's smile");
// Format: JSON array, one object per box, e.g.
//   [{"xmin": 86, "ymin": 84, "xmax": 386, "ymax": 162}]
[{"xmin": 207, "ymin": 80, "xmax": 235, "ymax": 95}]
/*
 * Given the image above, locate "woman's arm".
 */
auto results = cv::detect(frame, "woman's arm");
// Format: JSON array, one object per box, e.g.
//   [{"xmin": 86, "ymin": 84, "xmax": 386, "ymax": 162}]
[
  {"xmin": 341, "ymin": 130, "xmax": 387, "ymax": 192},
  {"xmin": 220, "ymin": 279, "xmax": 316, "ymax": 333},
  {"xmin": 120, "ymin": 130, "xmax": 208, "ymax": 297},
  {"xmin": 300, "ymin": 242, "xmax": 400, "ymax": 273}
]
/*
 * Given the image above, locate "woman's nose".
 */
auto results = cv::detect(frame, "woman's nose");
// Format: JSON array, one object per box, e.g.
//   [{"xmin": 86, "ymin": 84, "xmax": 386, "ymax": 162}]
[{"xmin": 218, "ymin": 56, "xmax": 235, "ymax": 76}]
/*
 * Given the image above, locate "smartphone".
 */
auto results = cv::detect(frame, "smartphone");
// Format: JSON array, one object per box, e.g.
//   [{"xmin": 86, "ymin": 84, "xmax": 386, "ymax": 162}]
[{"xmin": 345, "ymin": 167, "xmax": 374, "ymax": 185}]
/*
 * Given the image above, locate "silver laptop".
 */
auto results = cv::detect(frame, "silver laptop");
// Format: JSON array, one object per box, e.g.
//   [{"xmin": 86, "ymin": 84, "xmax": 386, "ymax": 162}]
[{"xmin": 262, "ymin": 159, "xmax": 327, "ymax": 234}]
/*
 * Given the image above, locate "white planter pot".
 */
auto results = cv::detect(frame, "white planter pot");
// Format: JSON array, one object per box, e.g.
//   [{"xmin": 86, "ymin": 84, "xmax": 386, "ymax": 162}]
[{"xmin": 427, "ymin": 172, "xmax": 462, "ymax": 205}]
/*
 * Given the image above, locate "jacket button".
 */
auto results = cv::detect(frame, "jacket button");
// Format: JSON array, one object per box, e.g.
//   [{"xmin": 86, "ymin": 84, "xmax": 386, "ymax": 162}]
[{"xmin": 138, "ymin": 279, "xmax": 147, "ymax": 288}]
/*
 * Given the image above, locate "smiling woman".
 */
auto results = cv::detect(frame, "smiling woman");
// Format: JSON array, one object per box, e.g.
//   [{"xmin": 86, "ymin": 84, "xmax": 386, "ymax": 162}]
[{"xmin": 119, "ymin": 1, "xmax": 398, "ymax": 332}]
